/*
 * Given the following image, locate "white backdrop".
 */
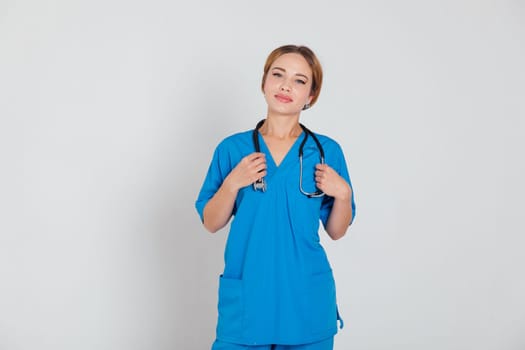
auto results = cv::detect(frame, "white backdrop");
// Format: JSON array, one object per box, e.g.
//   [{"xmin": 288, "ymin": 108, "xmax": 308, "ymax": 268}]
[{"xmin": 1, "ymin": 1, "xmax": 524, "ymax": 349}]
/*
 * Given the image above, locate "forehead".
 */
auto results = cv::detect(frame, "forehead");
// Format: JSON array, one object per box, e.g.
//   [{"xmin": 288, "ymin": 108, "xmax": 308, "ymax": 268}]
[{"xmin": 270, "ymin": 53, "xmax": 312, "ymax": 77}]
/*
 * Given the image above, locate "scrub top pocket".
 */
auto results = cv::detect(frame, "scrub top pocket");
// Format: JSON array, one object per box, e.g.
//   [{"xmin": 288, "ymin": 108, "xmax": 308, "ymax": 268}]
[
  {"xmin": 305, "ymin": 270, "xmax": 337, "ymax": 336},
  {"xmin": 217, "ymin": 275, "xmax": 244, "ymax": 340}
]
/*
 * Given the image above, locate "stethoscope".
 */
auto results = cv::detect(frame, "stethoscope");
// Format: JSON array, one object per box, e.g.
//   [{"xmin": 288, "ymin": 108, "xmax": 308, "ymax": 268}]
[{"xmin": 252, "ymin": 119, "xmax": 326, "ymax": 198}]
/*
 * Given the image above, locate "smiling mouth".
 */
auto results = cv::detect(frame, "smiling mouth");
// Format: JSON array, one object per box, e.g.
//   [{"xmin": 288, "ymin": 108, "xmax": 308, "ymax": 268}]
[{"xmin": 275, "ymin": 94, "xmax": 293, "ymax": 103}]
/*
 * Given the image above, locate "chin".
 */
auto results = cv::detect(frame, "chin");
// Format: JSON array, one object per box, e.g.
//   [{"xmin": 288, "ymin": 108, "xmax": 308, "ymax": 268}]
[{"xmin": 268, "ymin": 105, "xmax": 302, "ymax": 116}]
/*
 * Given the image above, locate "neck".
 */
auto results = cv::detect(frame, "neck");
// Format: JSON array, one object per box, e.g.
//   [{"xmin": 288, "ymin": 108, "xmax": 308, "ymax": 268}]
[{"xmin": 260, "ymin": 115, "xmax": 302, "ymax": 139}]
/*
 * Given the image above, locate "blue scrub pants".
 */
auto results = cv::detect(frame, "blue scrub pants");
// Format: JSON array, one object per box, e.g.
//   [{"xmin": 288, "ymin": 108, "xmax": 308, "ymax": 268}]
[{"xmin": 211, "ymin": 337, "xmax": 334, "ymax": 350}]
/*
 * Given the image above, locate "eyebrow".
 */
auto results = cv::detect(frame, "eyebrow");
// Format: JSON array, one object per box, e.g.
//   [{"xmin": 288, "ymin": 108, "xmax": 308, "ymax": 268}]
[{"xmin": 272, "ymin": 67, "xmax": 309, "ymax": 81}]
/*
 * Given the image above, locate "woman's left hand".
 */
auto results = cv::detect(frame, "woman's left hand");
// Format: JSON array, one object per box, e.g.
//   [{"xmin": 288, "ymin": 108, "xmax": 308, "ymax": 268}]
[{"xmin": 315, "ymin": 164, "xmax": 352, "ymax": 200}]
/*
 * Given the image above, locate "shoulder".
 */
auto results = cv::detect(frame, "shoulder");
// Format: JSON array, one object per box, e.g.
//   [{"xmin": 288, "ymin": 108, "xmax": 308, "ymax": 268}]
[
  {"xmin": 309, "ymin": 131, "xmax": 350, "ymax": 168},
  {"xmin": 311, "ymin": 132, "xmax": 344, "ymax": 153},
  {"xmin": 213, "ymin": 129, "xmax": 254, "ymax": 157},
  {"xmin": 220, "ymin": 129, "xmax": 252, "ymax": 146}
]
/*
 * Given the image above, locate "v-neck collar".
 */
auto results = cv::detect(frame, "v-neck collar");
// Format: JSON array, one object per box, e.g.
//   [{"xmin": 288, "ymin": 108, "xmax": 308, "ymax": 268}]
[{"xmin": 257, "ymin": 131, "xmax": 305, "ymax": 169}]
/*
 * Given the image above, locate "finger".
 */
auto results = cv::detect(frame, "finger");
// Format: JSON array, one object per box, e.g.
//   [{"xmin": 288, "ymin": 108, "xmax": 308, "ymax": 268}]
[
  {"xmin": 251, "ymin": 158, "xmax": 267, "ymax": 170},
  {"xmin": 316, "ymin": 163, "xmax": 327, "ymax": 170},
  {"xmin": 250, "ymin": 164, "xmax": 264, "ymax": 174},
  {"xmin": 246, "ymin": 152, "xmax": 266, "ymax": 162},
  {"xmin": 255, "ymin": 163, "xmax": 267, "ymax": 173},
  {"xmin": 251, "ymin": 155, "xmax": 266, "ymax": 166},
  {"xmin": 252, "ymin": 170, "xmax": 267, "ymax": 183},
  {"xmin": 253, "ymin": 152, "xmax": 266, "ymax": 159},
  {"xmin": 316, "ymin": 168, "xmax": 328, "ymax": 176}
]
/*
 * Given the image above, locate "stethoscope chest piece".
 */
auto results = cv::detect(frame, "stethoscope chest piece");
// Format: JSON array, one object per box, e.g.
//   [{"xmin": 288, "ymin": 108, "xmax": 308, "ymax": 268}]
[{"xmin": 253, "ymin": 178, "xmax": 266, "ymax": 192}]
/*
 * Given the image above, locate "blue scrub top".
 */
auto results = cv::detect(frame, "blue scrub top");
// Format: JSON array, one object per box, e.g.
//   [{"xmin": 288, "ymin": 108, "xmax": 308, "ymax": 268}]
[{"xmin": 196, "ymin": 129, "xmax": 356, "ymax": 346}]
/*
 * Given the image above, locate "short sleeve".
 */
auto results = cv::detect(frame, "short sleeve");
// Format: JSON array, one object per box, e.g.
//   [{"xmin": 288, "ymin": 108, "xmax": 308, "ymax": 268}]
[
  {"xmin": 195, "ymin": 141, "xmax": 233, "ymax": 222},
  {"xmin": 319, "ymin": 143, "xmax": 356, "ymax": 229}
]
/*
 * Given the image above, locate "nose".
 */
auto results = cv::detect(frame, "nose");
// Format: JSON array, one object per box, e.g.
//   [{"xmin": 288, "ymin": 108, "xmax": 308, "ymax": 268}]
[{"xmin": 280, "ymin": 83, "xmax": 291, "ymax": 92}]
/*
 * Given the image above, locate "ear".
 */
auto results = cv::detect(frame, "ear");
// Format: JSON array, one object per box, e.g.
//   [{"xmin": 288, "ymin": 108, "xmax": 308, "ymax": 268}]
[{"xmin": 307, "ymin": 94, "xmax": 313, "ymax": 105}]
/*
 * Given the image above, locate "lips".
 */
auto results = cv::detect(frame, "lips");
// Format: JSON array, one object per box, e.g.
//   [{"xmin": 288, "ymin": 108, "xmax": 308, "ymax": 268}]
[{"xmin": 275, "ymin": 93, "xmax": 293, "ymax": 103}]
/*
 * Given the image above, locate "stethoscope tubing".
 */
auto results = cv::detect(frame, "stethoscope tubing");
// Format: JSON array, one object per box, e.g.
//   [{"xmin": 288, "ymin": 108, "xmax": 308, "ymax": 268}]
[{"xmin": 252, "ymin": 119, "xmax": 325, "ymax": 197}]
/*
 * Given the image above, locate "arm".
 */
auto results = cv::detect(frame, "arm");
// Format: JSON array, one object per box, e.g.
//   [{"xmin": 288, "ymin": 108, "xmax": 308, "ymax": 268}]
[
  {"xmin": 202, "ymin": 152, "xmax": 266, "ymax": 233},
  {"xmin": 202, "ymin": 178, "xmax": 239, "ymax": 233},
  {"xmin": 315, "ymin": 163, "xmax": 354, "ymax": 240},
  {"xmin": 324, "ymin": 187, "xmax": 353, "ymax": 240}
]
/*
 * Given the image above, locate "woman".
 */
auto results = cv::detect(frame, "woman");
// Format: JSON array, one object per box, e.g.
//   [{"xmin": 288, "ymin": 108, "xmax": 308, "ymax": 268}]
[{"xmin": 196, "ymin": 45, "xmax": 356, "ymax": 350}]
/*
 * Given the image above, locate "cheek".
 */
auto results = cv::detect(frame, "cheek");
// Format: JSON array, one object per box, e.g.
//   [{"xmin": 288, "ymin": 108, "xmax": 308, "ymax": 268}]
[
  {"xmin": 298, "ymin": 87, "xmax": 312, "ymax": 101},
  {"xmin": 262, "ymin": 79, "xmax": 273, "ymax": 94}
]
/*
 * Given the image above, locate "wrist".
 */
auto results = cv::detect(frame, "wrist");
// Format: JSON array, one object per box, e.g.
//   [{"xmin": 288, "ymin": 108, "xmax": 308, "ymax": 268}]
[
  {"xmin": 334, "ymin": 184, "xmax": 352, "ymax": 201},
  {"xmin": 223, "ymin": 176, "xmax": 241, "ymax": 194}
]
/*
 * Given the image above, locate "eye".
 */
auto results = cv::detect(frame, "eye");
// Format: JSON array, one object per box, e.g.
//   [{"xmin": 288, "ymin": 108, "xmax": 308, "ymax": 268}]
[
  {"xmin": 272, "ymin": 72, "xmax": 282, "ymax": 77},
  {"xmin": 295, "ymin": 79, "xmax": 306, "ymax": 85}
]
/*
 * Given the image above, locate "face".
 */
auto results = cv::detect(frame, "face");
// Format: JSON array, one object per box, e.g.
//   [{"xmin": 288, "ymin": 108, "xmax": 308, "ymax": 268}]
[{"xmin": 262, "ymin": 53, "xmax": 314, "ymax": 116}]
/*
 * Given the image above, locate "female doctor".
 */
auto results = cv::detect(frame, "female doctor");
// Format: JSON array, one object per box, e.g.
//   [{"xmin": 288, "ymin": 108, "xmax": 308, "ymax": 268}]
[{"xmin": 196, "ymin": 45, "xmax": 356, "ymax": 350}]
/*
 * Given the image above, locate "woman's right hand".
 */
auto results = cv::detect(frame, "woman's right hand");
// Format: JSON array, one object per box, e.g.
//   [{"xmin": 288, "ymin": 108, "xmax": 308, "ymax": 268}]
[{"xmin": 224, "ymin": 152, "xmax": 267, "ymax": 192}]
